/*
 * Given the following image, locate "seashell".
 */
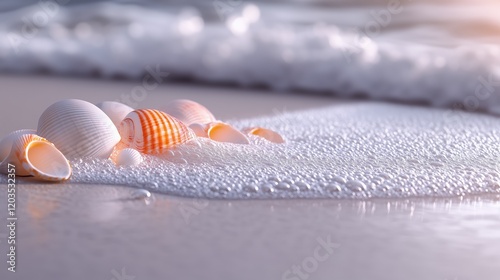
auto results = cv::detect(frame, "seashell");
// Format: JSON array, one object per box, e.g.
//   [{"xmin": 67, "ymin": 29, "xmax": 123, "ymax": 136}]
[
  {"xmin": 206, "ymin": 122, "xmax": 249, "ymax": 144},
  {"xmin": 0, "ymin": 134, "xmax": 71, "ymax": 181},
  {"xmin": 114, "ymin": 148, "xmax": 143, "ymax": 166},
  {"xmin": 161, "ymin": 99, "xmax": 216, "ymax": 126},
  {"xmin": 119, "ymin": 109, "xmax": 196, "ymax": 154},
  {"xmin": 96, "ymin": 101, "xmax": 134, "ymax": 130},
  {"xmin": 189, "ymin": 123, "xmax": 209, "ymax": 138},
  {"xmin": 243, "ymin": 127, "xmax": 285, "ymax": 143},
  {"xmin": 0, "ymin": 129, "xmax": 36, "ymax": 162},
  {"xmin": 38, "ymin": 99, "xmax": 121, "ymax": 159}
]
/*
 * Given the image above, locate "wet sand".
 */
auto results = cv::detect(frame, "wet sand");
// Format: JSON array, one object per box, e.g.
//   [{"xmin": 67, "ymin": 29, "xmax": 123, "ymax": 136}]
[
  {"xmin": 1, "ymin": 184, "xmax": 499, "ymax": 280},
  {"xmin": 1, "ymin": 75, "xmax": 499, "ymax": 280}
]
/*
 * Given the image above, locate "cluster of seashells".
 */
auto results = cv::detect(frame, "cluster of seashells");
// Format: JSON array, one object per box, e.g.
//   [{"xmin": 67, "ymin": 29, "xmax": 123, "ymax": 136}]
[{"xmin": 0, "ymin": 99, "xmax": 284, "ymax": 182}]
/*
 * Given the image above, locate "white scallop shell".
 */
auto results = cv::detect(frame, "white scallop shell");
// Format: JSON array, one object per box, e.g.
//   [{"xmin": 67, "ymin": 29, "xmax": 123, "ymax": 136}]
[
  {"xmin": 0, "ymin": 133, "xmax": 71, "ymax": 181},
  {"xmin": 37, "ymin": 99, "xmax": 121, "ymax": 159},
  {"xmin": 114, "ymin": 148, "xmax": 143, "ymax": 166},
  {"xmin": 0, "ymin": 129, "xmax": 36, "ymax": 163},
  {"xmin": 96, "ymin": 101, "xmax": 134, "ymax": 129},
  {"xmin": 206, "ymin": 122, "xmax": 249, "ymax": 144}
]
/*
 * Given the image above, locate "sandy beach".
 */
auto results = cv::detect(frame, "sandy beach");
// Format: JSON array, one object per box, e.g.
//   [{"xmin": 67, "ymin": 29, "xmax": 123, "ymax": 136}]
[
  {"xmin": 1, "ymin": 75, "xmax": 500, "ymax": 280},
  {"xmin": 2, "ymin": 0, "xmax": 500, "ymax": 277}
]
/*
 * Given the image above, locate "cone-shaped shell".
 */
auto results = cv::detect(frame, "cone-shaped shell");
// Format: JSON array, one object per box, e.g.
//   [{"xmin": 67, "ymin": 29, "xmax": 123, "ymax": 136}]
[
  {"xmin": 243, "ymin": 127, "xmax": 285, "ymax": 143},
  {"xmin": 119, "ymin": 109, "xmax": 196, "ymax": 154},
  {"xmin": 161, "ymin": 99, "xmax": 216, "ymax": 126},
  {"xmin": 0, "ymin": 129, "xmax": 36, "ymax": 162},
  {"xmin": 38, "ymin": 99, "xmax": 121, "ymax": 159},
  {"xmin": 114, "ymin": 148, "xmax": 143, "ymax": 166},
  {"xmin": 207, "ymin": 122, "xmax": 249, "ymax": 144},
  {"xmin": 0, "ymin": 134, "xmax": 71, "ymax": 181},
  {"xmin": 96, "ymin": 101, "xmax": 134, "ymax": 130}
]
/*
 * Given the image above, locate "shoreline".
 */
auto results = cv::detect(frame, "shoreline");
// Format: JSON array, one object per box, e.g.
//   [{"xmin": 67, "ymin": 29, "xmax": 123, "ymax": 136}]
[{"xmin": 1, "ymin": 74, "xmax": 500, "ymax": 279}]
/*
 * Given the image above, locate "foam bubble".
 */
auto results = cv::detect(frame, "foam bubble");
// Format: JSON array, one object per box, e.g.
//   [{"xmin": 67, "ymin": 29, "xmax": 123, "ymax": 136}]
[{"xmin": 3, "ymin": 103, "xmax": 497, "ymax": 200}]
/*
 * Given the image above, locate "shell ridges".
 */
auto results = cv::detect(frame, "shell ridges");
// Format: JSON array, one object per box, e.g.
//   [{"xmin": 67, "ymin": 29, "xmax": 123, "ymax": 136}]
[{"xmin": 119, "ymin": 109, "xmax": 196, "ymax": 154}]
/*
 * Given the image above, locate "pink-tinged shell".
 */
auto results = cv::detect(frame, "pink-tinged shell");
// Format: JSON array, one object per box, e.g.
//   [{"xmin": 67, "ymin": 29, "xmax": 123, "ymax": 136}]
[
  {"xmin": 243, "ymin": 127, "xmax": 285, "ymax": 143},
  {"xmin": 207, "ymin": 122, "xmax": 249, "ymax": 144},
  {"xmin": 119, "ymin": 109, "xmax": 196, "ymax": 154},
  {"xmin": 0, "ymin": 134, "xmax": 71, "ymax": 181},
  {"xmin": 189, "ymin": 123, "xmax": 209, "ymax": 138},
  {"xmin": 96, "ymin": 101, "xmax": 134, "ymax": 130},
  {"xmin": 161, "ymin": 99, "xmax": 216, "ymax": 126}
]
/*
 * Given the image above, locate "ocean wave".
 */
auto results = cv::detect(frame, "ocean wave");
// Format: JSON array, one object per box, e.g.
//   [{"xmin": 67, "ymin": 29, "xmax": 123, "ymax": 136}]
[{"xmin": 1, "ymin": 2, "xmax": 500, "ymax": 113}]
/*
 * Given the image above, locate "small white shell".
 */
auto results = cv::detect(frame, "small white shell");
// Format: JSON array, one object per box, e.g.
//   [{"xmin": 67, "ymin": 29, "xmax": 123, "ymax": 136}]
[
  {"xmin": 96, "ymin": 101, "xmax": 134, "ymax": 130},
  {"xmin": 161, "ymin": 99, "xmax": 216, "ymax": 126},
  {"xmin": 207, "ymin": 122, "xmax": 249, "ymax": 144},
  {"xmin": 243, "ymin": 127, "xmax": 285, "ymax": 143},
  {"xmin": 0, "ymin": 133, "xmax": 71, "ymax": 181},
  {"xmin": 114, "ymin": 148, "xmax": 143, "ymax": 166},
  {"xmin": 0, "ymin": 129, "xmax": 36, "ymax": 162},
  {"xmin": 38, "ymin": 99, "xmax": 121, "ymax": 159}
]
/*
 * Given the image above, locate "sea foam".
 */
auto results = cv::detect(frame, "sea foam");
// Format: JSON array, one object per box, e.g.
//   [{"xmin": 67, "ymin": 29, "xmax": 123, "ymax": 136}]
[
  {"xmin": 4, "ymin": 103, "xmax": 499, "ymax": 199},
  {"xmin": 1, "ymin": 3, "xmax": 500, "ymax": 113}
]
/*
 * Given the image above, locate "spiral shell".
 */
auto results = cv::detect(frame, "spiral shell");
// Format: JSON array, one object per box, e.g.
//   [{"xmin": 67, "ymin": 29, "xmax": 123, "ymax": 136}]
[
  {"xmin": 207, "ymin": 122, "xmax": 249, "ymax": 144},
  {"xmin": 243, "ymin": 127, "xmax": 285, "ymax": 143},
  {"xmin": 161, "ymin": 99, "xmax": 216, "ymax": 126},
  {"xmin": 96, "ymin": 101, "xmax": 134, "ymax": 130},
  {"xmin": 114, "ymin": 148, "xmax": 143, "ymax": 166},
  {"xmin": 37, "ymin": 99, "xmax": 121, "ymax": 159},
  {"xmin": 0, "ymin": 133, "xmax": 71, "ymax": 181},
  {"xmin": 0, "ymin": 129, "xmax": 36, "ymax": 162},
  {"xmin": 119, "ymin": 109, "xmax": 196, "ymax": 154}
]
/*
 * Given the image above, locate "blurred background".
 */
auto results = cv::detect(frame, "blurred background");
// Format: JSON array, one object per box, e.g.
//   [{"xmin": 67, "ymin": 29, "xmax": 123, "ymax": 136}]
[
  {"xmin": 1, "ymin": 0, "xmax": 500, "ymax": 112},
  {"xmin": 1, "ymin": 3, "xmax": 500, "ymax": 280}
]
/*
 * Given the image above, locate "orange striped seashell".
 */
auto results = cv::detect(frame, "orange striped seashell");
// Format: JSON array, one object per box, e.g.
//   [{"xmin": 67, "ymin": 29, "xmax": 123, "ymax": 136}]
[
  {"xmin": 161, "ymin": 99, "xmax": 216, "ymax": 126},
  {"xmin": 243, "ymin": 127, "xmax": 285, "ymax": 143},
  {"xmin": 118, "ymin": 109, "xmax": 196, "ymax": 154}
]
